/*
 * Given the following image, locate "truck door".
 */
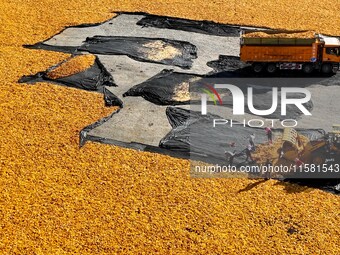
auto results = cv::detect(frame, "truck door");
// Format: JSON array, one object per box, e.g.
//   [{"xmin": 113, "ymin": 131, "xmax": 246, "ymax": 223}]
[{"xmin": 323, "ymin": 47, "xmax": 340, "ymax": 62}]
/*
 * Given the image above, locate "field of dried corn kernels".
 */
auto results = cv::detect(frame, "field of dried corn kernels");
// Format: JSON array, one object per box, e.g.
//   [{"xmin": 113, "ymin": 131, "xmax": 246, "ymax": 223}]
[{"xmin": 0, "ymin": 1, "xmax": 339, "ymax": 254}]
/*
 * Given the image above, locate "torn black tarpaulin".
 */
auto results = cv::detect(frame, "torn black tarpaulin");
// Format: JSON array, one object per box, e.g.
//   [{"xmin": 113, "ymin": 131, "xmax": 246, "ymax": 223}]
[{"xmin": 78, "ymin": 104, "xmax": 338, "ymax": 193}]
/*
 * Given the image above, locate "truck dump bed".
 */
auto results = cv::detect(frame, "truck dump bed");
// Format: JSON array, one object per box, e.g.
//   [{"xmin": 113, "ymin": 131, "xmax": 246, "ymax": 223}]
[
  {"xmin": 240, "ymin": 30, "xmax": 318, "ymax": 63},
  {"xmin": 240, "ymin": 45, "xmax": 317, "ymax": 62}
]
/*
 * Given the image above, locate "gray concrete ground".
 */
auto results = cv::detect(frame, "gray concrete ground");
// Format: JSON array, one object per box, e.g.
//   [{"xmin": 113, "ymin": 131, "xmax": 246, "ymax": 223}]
[
  {"xmin": 297, "ymin": 85, "xmax": 340, "ymax": 129},
  {"xmin": 89, "ymin": 97, "xmax": 171, "ymax": 146},
  {"xmin": 42, "ymin": 13, "xmax": 340, "ymax": 147}
]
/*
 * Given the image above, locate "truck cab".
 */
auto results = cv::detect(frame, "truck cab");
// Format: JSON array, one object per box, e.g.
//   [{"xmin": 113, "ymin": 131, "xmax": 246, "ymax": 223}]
[
  {"xmin": 323, "ymin": 46, "xmax": 340, "ymax": 61},
  {"xmin": 321, "ymin": 36, "xmax": 340, "ymax": 73}
]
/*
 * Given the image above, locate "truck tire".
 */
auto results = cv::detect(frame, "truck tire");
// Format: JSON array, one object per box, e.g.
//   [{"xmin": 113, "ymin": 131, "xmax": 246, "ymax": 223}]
[
  {"xmin": 266, "ymin": 64, "xmax": 277, "ymax": 74},
  {"xmin": 321, "ymin": 64, "xmax": 332, "ymax": 74},
  {"xmin": 252, "ymin": 63, "xmax": 263, "ymax": 73},
  {"xmin": 302, "ymin": 64, "xmax": 313, "ymax": 74}
]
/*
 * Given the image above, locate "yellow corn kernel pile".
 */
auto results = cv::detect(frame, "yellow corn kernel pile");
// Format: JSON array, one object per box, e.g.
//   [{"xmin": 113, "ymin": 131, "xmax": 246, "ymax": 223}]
[
  {"xmin": 47, "ymin": 54, "xmax": 96, "ymax": 79},
  {"xmin": 243, "ymin": 31, "xmax": 315, "ymax": 38},
  {"xmin": 0, "ymin": 0, "xmax": 339, "ymax": 254}
]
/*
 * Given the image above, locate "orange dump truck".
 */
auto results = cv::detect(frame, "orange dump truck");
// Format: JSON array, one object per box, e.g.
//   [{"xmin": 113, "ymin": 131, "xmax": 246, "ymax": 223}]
[{"xmin": 240, "ymin": 31, "xmax": 340, "ymax": 74}]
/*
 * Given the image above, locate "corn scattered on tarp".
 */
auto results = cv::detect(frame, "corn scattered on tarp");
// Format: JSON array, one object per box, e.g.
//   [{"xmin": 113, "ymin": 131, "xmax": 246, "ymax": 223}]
[
  {"xmin": 0, "ymin": 1, "xmax": 340, "ymax": 254},
  {"xmin": 143, "ymin": 40, "xmax": 182, "ymax": 61}
]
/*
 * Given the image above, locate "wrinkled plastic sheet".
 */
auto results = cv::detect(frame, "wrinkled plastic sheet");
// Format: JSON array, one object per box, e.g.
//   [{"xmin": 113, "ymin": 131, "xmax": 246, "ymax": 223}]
[
  {"xmin": 25, "ymin": 43, "xmax": 79, "ymax": 54},
  {"xmin": 19, "ymin": 55, "xmax": 123, "ymax": 107},
  {"xmin": 19, "ymin": 55, "xmax": 116, "ymax": 92},
  {"xmin": 160, "ymin": 107, "xmax": 268, "ymax": 164},
  {"xmin": 160, "ymin": 107, "xmax": 338, "ymax": 183},
  {"xmin": 123, "ymin": 70, "xmax": 203, "ymax": 105},
  {"xmin": 136, "ymin": 14, "xmax": 243, "ymax": 37},
  {"xmin": 78, "ymin": 36, "xmax": 197, "ymax": 69},
  {"xmin": 123, "ymin": 70, "xmax": 314, "ymax": 120},
  {"xmin": 318, "ymin": 72, "xmax": 340, "ymax": 86},
  {"xmin": 26, "ymin": 36, "xmax": 198, "ymax": 69},
  {"xmin": 161, "ymin": 107, "xmax": 326, "ymax": 154}
]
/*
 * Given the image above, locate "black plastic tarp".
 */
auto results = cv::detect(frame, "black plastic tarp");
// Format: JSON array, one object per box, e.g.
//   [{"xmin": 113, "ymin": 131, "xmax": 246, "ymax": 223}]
[
  {"xmin": 136, "ymin": 14, "xmax": 242, "ymax": 37},
  {"xmin": 160, "ymin": 107, "xmax": 338, "ymax": 179},
  {"xmin": 25, "ymin": 43, "xmax": 79, "ymax": 54},
  {"xmin": 104, "ymin": 87, "xmax": 123, "ymax": 108},
  {"xmin": 207, "ymin": 55, "xmax": 249, "ymax": 73},
  {"xmin": 123, "ymin": 70, "xmax": 314, "ymax": 120},
  {"xmin": 25, "ymin": 36, "xmax": 198, "ymax": 69},
  {"xmin": 160, "ymin": 107, "xmax": 268, "ymax": 165},
  {"xmin": 78, "ymin": 36, "xmax": 197, "ymax": 69},
  {"xmin": 123, "ymin": 70, "xmax": 202, "ymax": 105},
  {"xmin": 19, "ymin": 55, "xmax": 116, "ymax": 92},
  {"xmin": 78, "ymin": 104, "xmax": 338, "ymax": 193}
]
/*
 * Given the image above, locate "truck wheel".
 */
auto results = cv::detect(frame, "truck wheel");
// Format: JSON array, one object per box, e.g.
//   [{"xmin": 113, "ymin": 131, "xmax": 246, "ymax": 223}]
[
  {"xmin": 252, "ymin": 63, "xmax": 263, "ymax": 73},
  {"xmin": 321, "ymin": 64, "xmax": 332, "ymax": 74},
  {"xmin": 266, "ymin": 64, "xmax": 277, "ymax": 74},
  {"xmin": 302, "ymin": 64, "xmax": 313, "ymax": 74}
]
